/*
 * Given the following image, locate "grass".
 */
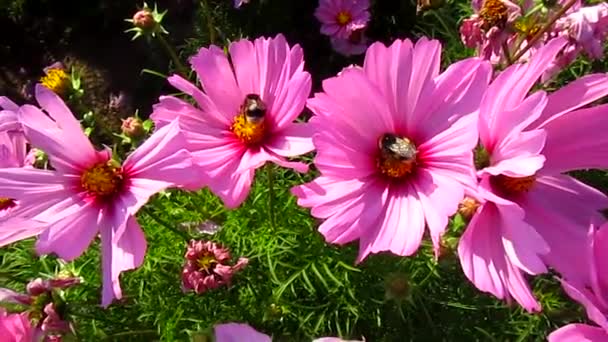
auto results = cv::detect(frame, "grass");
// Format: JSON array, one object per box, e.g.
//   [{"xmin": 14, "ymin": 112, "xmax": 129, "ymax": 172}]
[{"xmin": 1, "ymin": 0, "xmax": 608, "ymax": 341}]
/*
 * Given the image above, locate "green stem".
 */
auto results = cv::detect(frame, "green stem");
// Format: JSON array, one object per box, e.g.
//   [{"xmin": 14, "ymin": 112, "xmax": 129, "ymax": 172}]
[
  {"xmin": 156, "ymin": 34, "xmax": 189, "ymax": 77},
  {"xmin": 141, "ymin": 207, "xmax": 191, "ymax": 241},
  {"xmin": 200, "ymin": 0, "xmax": 217, "ymax": 44},
  {"xmin": 509, "ymin": 0, "xmax": 578, "ymax": 64},
  {"xmin": 266, "ymin": 163, "xmax": 276, "ymax": 230}
]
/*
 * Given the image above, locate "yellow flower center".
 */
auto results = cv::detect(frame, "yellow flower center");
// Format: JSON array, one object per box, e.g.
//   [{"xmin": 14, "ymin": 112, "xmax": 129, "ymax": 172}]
[
  {"xmin": 197, "ymin": 254, "xmax": 217, "ymax": 272},
  {"xmin": 376, "ymin": 133, "xmax": 418, "ymax": 179},
  {"xmin": 80, "ymin": 161, "xmax": 123, "ymax": 197},
  {"xmin": 40, "ymin": 68, "xmax": 70, "ymax": 95},
  {"xmin": 232, "ymin": 94, "xmax": 267, "ymax": 145},
  {"xmin": 336, "ymin": 11, "xmax": 352, "ymax": 26},
  {"xmin": 0, "ymin": 197, "xmax": 15, "ymax": 210},
  {"xmin": 480, "ymin": 0, "xmax": 508, "ymax": 29},
  {"xmin": 492, "ymin": 174, "xmax": 536, "ymax": 195}
]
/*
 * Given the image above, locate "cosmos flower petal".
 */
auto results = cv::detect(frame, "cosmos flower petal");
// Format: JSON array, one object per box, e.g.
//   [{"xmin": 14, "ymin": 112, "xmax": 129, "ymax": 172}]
[
  {"xmin": 540, "ymin": 104, "xmax": 608, "ymax": 174},
  {"xmin": 190, "ymin": 45, "xmax": 242, "ymax": 119},
  {"xmin": 165, "ymin": 76, "xmax": 229, "ymax": 127},
  {"xmin": 271, "ymin": 70, "xmax": 311, "ymax": 130},
  {"xmin": 124, "ymin": 119, "xmax": 196, "ymax": 188},
  {"xmin": 311, "ymin": 132, "xmax": 376, "ymax": 179},
  {"xmin": 521, "ymin": 175, "xmax": 608, "ymax": 283},
  {"xmin": 0, "ymin": 97, "xmax": 18, "ymax": 111},
  {"xmin": 457, "ymin": 202, "xmax": 540, "ymax": 312},
  {"xmin": 413, "ymin": 168, "xmax": 465, "ymax": 253},
  {"xmin": 101, "ymin": 215, "xmax": 146, "ymax": 307},
  {"xmin": 369, "ymin": 186, "xmax": 425, "ymax": 257},
  {"xmin": 548, "ymin": 324, "xmax": 608, "ymax": 342},
  {"xmin": 535, "ymin": 73, "xmax": 608, "ymax": 128},
  {"xmin": 0, "ymin": 311, "xmax": 36, "ymax": 341},
  {"xmin": 483, "ymin": 129, "xmax": 547, "ymax": 177},
  {"xmin": 363, "ymin": 39, "xmax": 413, "ymax": 130},
  {"xmin": 151, "ymin": 96, "xmax": 209, "ymax": 130},
  {"xmin": 502, "ymin": 38, "xmax": 567, "ymax": 107},
  {"xmin": 18, "ymin": 104, "xmax": 99, "ymax": 172},
  {"xmin": 313, "ymin": 67, "xmax": 395, "ymax": 142},
  {"xmin": 560, "ymin": 279, "xmax": 608, "ymax": 330},
  {"xmin": 0, "ymin": 219, "xmax": 46, "ymax": 247},
  {"xmin": 292, "ymin": 177, "xmax": 369, "ymax": 215},
  {"xmin": 414, "ymin": 57, "xmax": 492, "ymax": 141},
  {"xmin": 0, "ymin": 168, "xmax": 69, "ymax": 202},
  {"xmin": 405, "ymin": 38, "xmax": 442, "ymax": 130},
  {"xmin": 479, "ymin": 90, "xmax": 548, "ymax": 152},
  {"xmin": 35, "ymin": 85, "xmax": 90, "ymax": 145},
  {"xmin": 214, "ymin": 323, "xmax": 271, "ymax": 342},
  {"xmin": 265, "ymin": 124, "xmax": 315, "ymax": 157},
  {"xmin": 36, "ymin": 203, "xmax": 100, "ymax": 261}
]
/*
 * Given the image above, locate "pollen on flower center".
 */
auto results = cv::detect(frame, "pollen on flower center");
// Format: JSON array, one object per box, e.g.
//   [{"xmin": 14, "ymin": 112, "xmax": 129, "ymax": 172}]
[
  {"xmin": 0, "ymin": 197, "xmax": 15, "ymax": 211},
  {"xmin": 232, "ymin": 94, "xmax": 267, "ymax": 145},
  {"xmin": 40, "ymin": 68, "xmax": 70, "ymax": 95},
  {"xmin": 197, "ymin": 254, "xmax": 217, "ymax": 272},
  {"xmin": 492, "ymin": 174, "xmax": 536, "ymax": 195},
  {"xmin": 336, "ymin": 11, "xmax": 352, "ymax": 26},
  {"xmin": 80, "ymin": 161, "xmax": 123, "ymax": 197},
  {"xmin": 376, "ymin": 133, "xmax": 418, "ymax": 179},
  {"xmin": 480, "ymin": 0, "xmax": 508, "ymax": 29}
]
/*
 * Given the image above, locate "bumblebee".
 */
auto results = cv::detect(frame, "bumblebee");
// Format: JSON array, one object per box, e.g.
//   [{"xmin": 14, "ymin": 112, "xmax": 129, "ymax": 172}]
[
  {"xmin": 378, "ymin": 133, "xmax": 417, "ymax": 161},
  {"xmin": 241, "ymin": 94, "xmax": 266, "ymax": 124}
]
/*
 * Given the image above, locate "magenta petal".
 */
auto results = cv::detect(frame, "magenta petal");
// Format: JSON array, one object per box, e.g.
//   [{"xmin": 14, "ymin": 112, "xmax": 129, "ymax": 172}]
[
  {"xmin": 536, "ymin": 73, "xmax": 608, "ymax": 128},
  {"xmin": 165, "ymin": 75, "xmax": 231, "ymax": 127},
  {"xmin": 265, "ymin": 124, "xmax": 314, "ymax": 157},
  {"xmin": 0, "ymin": 218, "xmax": 46, "ymax": 247},
  {"xmin": 124, "ymin": 119, "xmax": 195, "ymax": 187},
  {"xmin": 0, "ymin": 97, "xmax": 18, "ymax": 111},
  {"xmin": 100, "ymin": 216, "xmax": 146, "ymax": 307},
  {"xmin": 18, "ymin": 104, "xmax": 97, "ymax": 172},
  {"xmin": 457, "ymin": 202, "xmax": 541, "ymax": 312},
  {"xmin": 540, "ymin": 104, "xmax": 608, "ymax": 174},
  {"xmin": 369, "ymin": 185, "xmax": 425, "ymax": 257},
  {"xmin": 560, "ymin": 280, "xmax": 608, "ymax": 330},
  {"xmin": 214, "ymin": 323, "xmax": 271, "ymax": 342},
  {"xmin": 548, "ymin": 324, "xmax": 608, "ymax": 342},
  {"xmin": 36, "ymin": 204, "xmax": 100, "ymax": 261},
  {"xmin": 189, "ymin": 45, "xmax": 242, "ymax": 118}
]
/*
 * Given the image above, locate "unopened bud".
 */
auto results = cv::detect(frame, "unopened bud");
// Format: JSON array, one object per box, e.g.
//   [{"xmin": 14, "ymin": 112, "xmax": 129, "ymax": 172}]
[
  {"xmin": 121, "ymin": 117, "xmax": 145, "ymax": 138},
  {"xmin": 132, "ymin": 9, "xmax": 155, "ymax": 30},
  {"xmin": 458, "ymin": 197, "xmax": 480, "ymax": 220}
]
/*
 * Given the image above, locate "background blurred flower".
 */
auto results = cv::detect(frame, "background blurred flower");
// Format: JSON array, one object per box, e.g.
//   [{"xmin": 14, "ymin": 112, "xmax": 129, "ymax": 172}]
[
  {"xmin": 314, "ymin": 0, "xmax": 370, "ymax": 39},
  {"xmin": 0, "ymin": 310, "xmax": 37, "ymax": 342},
  {"xmin": 233, "ymin": 0, "xmax": 250, "ymax": 9},
  {"xmin": 330, "ymin": 28, "xmax": 368, "ymax": 56}
]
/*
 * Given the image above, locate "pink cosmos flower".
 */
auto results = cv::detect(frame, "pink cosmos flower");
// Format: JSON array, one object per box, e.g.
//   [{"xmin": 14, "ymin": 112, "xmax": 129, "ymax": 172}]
[
  {"xmin": 214, "ymin": 322, "xmax": 363, "ymax": 342},
  {"xmin": 0, "ymin": 310, "xmax": 37, "ymax": 342},
  {"xmin": 458, "ymin": 38, "xmax": 608, "ymax": 312},
  {"xmin": 182, "ymin": 240, "xmax": 248, "ymax": 294},
  {"xmin": 330, "ymin": 28, "xmax": 368, "ymax": 56},
  {"xmin": 314, "ymin": 0, "xmax": 370, "ymax": 40},
  {"xmin": 151, "ymin": 34, "xmax": 314, "ymax": 208},
  {"xmin": 0, "ymin": 84, "xmax": 196, "ymax": 306},
  {"xmin": 292, "ymin": 38, "xmax": 492, "ymax": 261},
  {"xmin": 548, "ymin": 223, "xmax": 608, "ymax": 342}
]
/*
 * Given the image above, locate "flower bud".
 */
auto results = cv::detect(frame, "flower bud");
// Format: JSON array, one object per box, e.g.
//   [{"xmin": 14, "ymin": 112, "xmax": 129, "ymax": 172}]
[
  {"xmin": 458, "ymin": 197, "xmax": 480, "ymax": 220},
  {"xmin": 132, "ymin": 9, "xmax": 155, "ymax": 30},
  {"xmin": 121, "ymin": 117, "xmax": 145, "ymax": 138}
]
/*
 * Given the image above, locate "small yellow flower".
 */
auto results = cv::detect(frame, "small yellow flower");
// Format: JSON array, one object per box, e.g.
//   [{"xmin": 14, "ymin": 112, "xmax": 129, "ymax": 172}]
[{"xmin": 40, "ymin": 68, "xmax": 70, "ymax": 95}]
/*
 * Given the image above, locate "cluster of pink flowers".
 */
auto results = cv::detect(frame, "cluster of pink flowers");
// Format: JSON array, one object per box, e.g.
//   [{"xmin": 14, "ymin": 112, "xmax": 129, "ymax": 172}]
[
  {"xmin": 460, "ymin": 0, "xmax": 608, "ymax": 80},
  {"xmin": 314, "ymin": 0, "xmax": 371, "ymax": 56},
  {"xmin": 182, "ymin": 240, "xmax": 248, "ymax": 294}
]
